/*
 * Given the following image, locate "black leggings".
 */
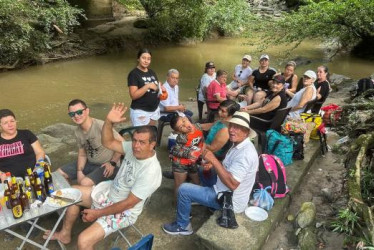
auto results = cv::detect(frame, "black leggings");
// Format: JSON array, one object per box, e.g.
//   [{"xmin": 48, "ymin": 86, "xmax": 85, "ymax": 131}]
[{"xmin": 198, "ymin": 100, "xmax": 205, "ymax": 121}]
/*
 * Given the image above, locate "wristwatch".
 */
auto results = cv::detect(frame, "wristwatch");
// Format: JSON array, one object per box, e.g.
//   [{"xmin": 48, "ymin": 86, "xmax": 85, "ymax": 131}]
[{"xmin": 109, "ymin": 161, "xmax": 117, "ymax": 167}]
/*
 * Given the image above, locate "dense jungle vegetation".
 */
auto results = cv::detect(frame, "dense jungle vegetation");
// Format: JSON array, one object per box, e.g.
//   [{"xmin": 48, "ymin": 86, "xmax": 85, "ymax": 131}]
[{"xmin": 1, "ymin": 0, "xmax": 373, "ymax": 67}]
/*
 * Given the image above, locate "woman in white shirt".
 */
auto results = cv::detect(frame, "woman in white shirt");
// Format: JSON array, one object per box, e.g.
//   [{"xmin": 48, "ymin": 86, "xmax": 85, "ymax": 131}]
[
  {"xmin": 287, "ymin": 70, "xmax": 317, "ymax": 118},
  {"xmin": 197, "ymin": 62, "xmax": 216, "ymax": 121}
]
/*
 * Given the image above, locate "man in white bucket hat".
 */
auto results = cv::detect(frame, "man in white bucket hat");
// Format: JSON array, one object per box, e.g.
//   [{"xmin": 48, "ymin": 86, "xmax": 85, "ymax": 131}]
[{"xmin": 163, "ymin": 111, "xmax": 258, "ymax": 235}]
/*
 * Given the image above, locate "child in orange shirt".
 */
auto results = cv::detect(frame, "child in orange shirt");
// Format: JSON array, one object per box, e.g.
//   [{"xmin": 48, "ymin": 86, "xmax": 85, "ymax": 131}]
[{"xmin": 169, "ymin": 114, "xmax": 204, "ymax": 202}]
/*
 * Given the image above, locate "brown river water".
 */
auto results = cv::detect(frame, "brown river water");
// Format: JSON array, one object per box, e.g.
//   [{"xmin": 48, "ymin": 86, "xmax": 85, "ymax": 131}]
[{"xmin": 1, "ymin": 38, "xmax": 373, "ymax": 132}]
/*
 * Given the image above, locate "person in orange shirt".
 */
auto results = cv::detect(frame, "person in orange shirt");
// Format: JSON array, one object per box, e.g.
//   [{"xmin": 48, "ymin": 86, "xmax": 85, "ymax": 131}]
[{"xmin": 169, "ymin": 114, "xmax": 204, "ymax": 202}]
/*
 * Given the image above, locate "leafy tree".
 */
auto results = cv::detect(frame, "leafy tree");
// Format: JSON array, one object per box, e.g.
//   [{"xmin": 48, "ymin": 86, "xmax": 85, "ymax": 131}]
[
  {"xmin": 249, "ymin": 0, "xmax": 374, "ymax": 57},
  {"xmin": 122, "ymin": 0, "xmax": 251, "ymax": 42},
  {"xmin": 0, "ymin": 0, "xmax": 84, "ymax": 67}
]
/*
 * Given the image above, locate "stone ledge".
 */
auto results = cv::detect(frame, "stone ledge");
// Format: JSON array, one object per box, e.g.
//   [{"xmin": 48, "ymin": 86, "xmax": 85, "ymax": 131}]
[{"xmin": 196, "ymin": 141, "xmax": 321, "ymax": 250}]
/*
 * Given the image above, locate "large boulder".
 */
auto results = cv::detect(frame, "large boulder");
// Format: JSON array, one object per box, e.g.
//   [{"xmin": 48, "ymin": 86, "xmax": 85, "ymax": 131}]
[
  {"xmin": 296, "ymin": 202, "xmax": 316, "ymax": 228},
  {"xmin": 41, "ymin": 123, "xmax": 76, "ymax": 141},
  {"xmin": 298, "ymin": 227, "xmax": 317, "ymax": 250},
  {"xmin": 329, "ymin": 73, "xmax": 352, "ymax": 85}
]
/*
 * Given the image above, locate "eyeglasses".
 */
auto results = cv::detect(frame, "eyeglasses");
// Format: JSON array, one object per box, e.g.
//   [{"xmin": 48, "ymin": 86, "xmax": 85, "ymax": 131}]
[{"xmin": 68, "ymin": 108, "xmax": 86, "ymax": 118}]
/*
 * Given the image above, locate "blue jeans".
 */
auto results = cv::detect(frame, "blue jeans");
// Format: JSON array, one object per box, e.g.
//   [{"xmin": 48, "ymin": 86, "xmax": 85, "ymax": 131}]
[
  {"xmin": 176, "ymin": 183, "xmax": 221, "ymax": 228},
  {"xmin": 198, "ymin": 167, "xmax": 217, "ymax": 187}
]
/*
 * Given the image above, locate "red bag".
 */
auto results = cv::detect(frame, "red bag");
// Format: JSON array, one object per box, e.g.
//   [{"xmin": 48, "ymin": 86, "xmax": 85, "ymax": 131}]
[{"xmin": 321, "ymin": 104, "xmax": 342, "ymax": 126}]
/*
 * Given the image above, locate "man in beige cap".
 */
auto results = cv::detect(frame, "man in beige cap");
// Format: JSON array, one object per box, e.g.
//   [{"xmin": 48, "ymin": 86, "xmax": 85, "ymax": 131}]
[{"xmin": 163, "ymin": 111, "xmax": 258, "ymax": 235}]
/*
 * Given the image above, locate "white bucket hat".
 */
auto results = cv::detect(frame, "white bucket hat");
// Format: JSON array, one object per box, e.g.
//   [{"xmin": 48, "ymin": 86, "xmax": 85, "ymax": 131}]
[{"xmin": 229, "ymin": 111, "xmax": 257, "ymax": 139}]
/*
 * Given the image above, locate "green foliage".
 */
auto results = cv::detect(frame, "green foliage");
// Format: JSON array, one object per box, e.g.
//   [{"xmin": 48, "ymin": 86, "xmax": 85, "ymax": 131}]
[
  {"xmin": 116, "ymin": 0, "xmax": 142, "ymax": 11},
  {"xmin": 249, "ymin": 0, "xmax": 374, "ymax": 56},
  {"xmin": 131, "ymin": 0, "xmax": 250, "ymax": 41},
  {"xmin": 0, "ymin": 0, "xmax": 84, "ymax": 65},
  {"xmin": 361, "ymin": 164, "xmax": 374, "ymax": 206},
  {"xmin": 331, "ymin": 208, "xmax": 359, "ymax": 236}
]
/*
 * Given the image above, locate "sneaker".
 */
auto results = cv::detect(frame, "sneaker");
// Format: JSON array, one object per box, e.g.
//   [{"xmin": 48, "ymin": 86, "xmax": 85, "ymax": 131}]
[
  {"xmin": 191, "ymin": 202, "xmax": 200, "ymax": 206},
  {"xmin": 162, "ymin": 222, "xmax": 193, "ymax": 236},
  {"xmin": 162, "ymin": 171, "xmax": 174, "ymax": 179}
]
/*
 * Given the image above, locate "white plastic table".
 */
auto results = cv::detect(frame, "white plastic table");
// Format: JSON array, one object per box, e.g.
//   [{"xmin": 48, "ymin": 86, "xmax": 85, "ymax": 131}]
[{"xmin": 0, "ymin": 172, "xmax": 81, "ymax": 250}]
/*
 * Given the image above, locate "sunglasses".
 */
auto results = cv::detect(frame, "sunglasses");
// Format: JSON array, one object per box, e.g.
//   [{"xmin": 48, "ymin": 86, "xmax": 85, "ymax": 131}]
[
  {"xmin": 68, "ymin": 108, "xmax": 86, "ymax": 118},
  {"xmin": 238, "ymin": 70, "xmax": 243, "ymax": 78}
]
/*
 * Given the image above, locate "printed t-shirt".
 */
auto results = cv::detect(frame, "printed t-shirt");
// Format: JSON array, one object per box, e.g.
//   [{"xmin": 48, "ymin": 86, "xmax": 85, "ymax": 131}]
[
  {"xmin": 75, "ymin": 119, "xmax": 118, "ymax": 164},
  {"xmin": 0, "ymin": 130, "xmax": 38, "ymax": 177},
  {"xmin": 171, "ymin": 124, "xmax": 204, "ymax": 166},
  {"xmin": 128, "ymin": 67, "xmax": 160, "ymax": 112},
  {"xmin": 108, "ymin": 141, "xmax": 162, "ymax": 222}
]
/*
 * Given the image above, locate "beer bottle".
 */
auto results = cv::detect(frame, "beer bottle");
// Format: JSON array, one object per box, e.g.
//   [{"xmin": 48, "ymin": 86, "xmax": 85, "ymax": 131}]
[
  {"xmin": 10, "ymin": 191, "xmax": 23, "ymax": 219},
  {"xmin": 42, "ymin": 161, "xmax": 52, "ymax": 176},
  {"xmin": 26, "ymin": 168, "xmax": 35, "ymax": 186},
  {"xmin": 44, "ymin": 170, "xmax": 54, "ymax": 196},
  {"xmin": 19, "ymin": 184, "xmax": 30, "ymax": 212},
  {"xmin": 24, "ymin": 177, "xmax": 35, "ymax": 203},
  {"xmin": 34, "ymin": 177, "xmax": 46, "ymax": 202},
  {"xmin": 3, "ymin": 180, "xmax": 12, "ymax": 209},
  {"xmin": 11, "ymin": 176, "xmax": 18, "ymax": 196}
]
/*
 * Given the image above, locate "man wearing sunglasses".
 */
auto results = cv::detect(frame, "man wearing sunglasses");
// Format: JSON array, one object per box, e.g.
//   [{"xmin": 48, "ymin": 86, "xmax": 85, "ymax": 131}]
[{"xmin": 57, "ymin": 99, "xmax": 123, "ymax": 186}]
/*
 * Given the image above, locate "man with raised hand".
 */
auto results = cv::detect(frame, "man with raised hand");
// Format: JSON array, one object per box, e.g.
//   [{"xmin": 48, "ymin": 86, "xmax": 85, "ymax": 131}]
[{"xmin": 44, "ymin": 103, "xmax": 162, "ymax": 250}]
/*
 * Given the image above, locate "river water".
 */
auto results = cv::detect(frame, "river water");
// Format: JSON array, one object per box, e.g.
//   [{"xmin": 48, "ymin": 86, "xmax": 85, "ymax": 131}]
[{"xmin": 1, "ymin": 38, "xmax": 373, "ymax": 132}]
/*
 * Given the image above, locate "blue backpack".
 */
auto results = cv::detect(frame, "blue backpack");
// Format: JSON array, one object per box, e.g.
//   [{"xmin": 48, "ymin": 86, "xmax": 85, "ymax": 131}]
[{"xmin": 265, "ymin": 129, "xmax": 293, "ymax": 166}]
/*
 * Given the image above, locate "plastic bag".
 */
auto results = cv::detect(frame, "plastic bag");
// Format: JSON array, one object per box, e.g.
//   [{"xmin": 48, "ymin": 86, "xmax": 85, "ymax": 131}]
[{"xmin": 250, "ymin": 187, "xmax": 274, "ymax": 211}]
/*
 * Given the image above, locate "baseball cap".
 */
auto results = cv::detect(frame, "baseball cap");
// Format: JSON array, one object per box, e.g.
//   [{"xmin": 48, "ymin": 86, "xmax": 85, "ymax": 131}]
[
  {"xmin": 229, "ymin": 111, "xmax": 257, "ymax": 139},
  {"xmin": 205, "ymin": 62, "xmax": 215, "ymax": 69},
  {"xmin": 259, "ymin": 54, "xmax": 270, "ymax": 60},
  {"xmin": 303, "ymin": 70, "xmax": 317, "ymax": 79},
  {"xmin": 272, "ymin": 75, "xmax": 285, "ymax": 84},
  {"xmin": 242, "ymin": 55, "xmax": 252, "ymax": 61}
]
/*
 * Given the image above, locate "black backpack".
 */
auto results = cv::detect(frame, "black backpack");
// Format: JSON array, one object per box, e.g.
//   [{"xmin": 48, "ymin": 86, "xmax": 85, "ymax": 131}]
[
  {"xmin": 289, "ymin": 133, "xmax": 304, "ymax": 160},
  {"xmin": 356, "ymin": 78, "xmax": 374, "ymax": 96}
]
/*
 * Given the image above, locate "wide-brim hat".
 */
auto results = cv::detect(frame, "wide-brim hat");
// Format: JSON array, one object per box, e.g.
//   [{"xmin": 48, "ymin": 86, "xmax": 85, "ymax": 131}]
[{"xmin": 229, "ymin": 111, "xmax": 257, "ymax": 139}]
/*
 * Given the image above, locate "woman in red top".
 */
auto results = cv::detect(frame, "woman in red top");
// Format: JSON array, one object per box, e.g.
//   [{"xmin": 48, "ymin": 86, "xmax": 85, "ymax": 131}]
[{"xmin": 206, "ymin": 70, "xmax": 228, "ymax": 121}]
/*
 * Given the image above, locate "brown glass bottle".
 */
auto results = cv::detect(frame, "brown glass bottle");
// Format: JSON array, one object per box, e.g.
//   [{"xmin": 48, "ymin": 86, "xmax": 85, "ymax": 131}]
[
  {"xmin": 43, "ymin": 161, "xmax": 52, "ymax": 176},
  {"xmin": 19, "ymin": 184, "xmax": 30, "ymax": 212},
  {"xmin": 26, "ymin": 168, "xmax": 35, "ymax": 186},
  {"xmin": 4, "ymin": 180, "xmax": 12, "ymax": 209},
  {"xmin": 11, "ymin": 176, "xmax": 18, "ymax": 196},
  {"xmin": 10, "ymin": 191, "xmax": 23, "ymax": 219},
  {"xmin": 24, "ymin": 177, "xmax": 35, "ymax": 203},
  {"xmin": 34, "ymin": 177, "xmax": 46, "ymax": 202},
  {"xmin": 44, "ymin": 170, "xmax": 54, "ymax": 196}
]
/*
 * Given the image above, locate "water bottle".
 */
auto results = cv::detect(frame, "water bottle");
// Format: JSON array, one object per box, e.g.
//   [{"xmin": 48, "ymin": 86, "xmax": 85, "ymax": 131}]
[
  {"xmin": 167, "ymin": 133, "xmax": 177, "ymax": 151},
  {"xmin": 35, "ymin": 163, "xmax": 44, "ymax": 184}
]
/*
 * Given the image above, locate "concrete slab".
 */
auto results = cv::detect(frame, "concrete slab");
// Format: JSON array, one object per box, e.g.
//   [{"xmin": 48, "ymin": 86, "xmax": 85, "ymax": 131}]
[{"xmin": 196, "ymin": 141, "xmax": 321, "ymax": 250}]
